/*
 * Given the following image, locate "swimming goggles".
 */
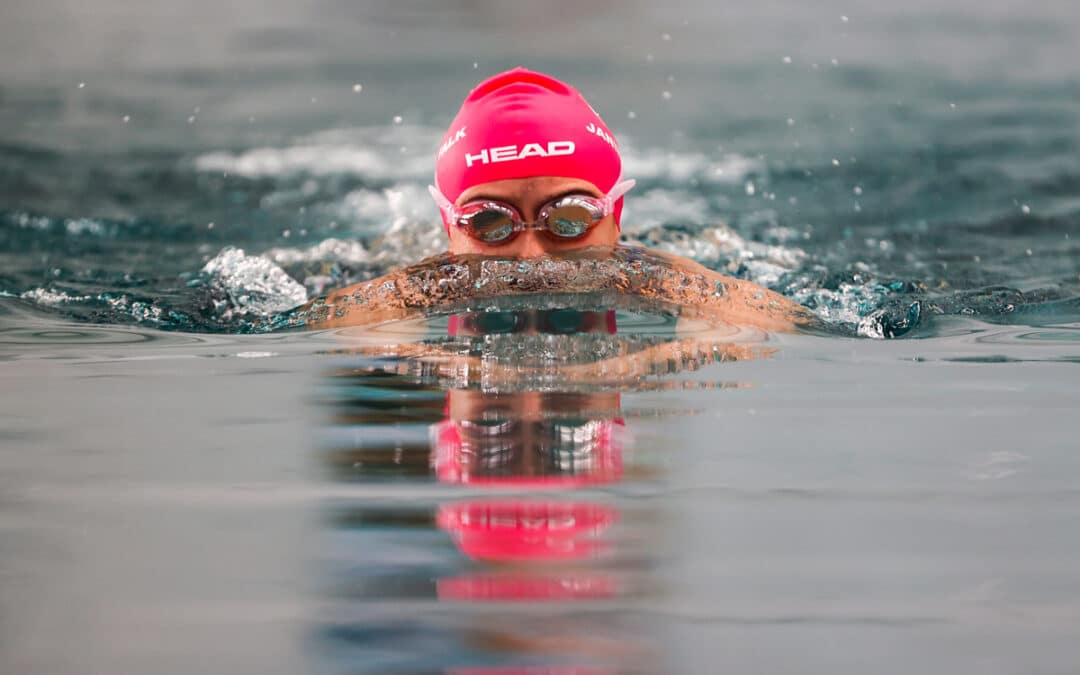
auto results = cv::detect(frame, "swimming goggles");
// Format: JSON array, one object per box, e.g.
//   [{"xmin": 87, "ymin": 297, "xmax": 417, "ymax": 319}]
[{"xmin": 428, "ymin": 179, "xmax": 635, "ymax": 244}]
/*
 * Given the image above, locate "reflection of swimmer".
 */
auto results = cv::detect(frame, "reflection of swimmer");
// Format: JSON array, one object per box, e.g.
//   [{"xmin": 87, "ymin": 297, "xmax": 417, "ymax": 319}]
[
  {"xmin": 306, "ymin": 68, "xmax": 817, "ymax": 333},
  {"xmin": 359, "ymin": 306, "xmax": 774, "ymax": 390}
]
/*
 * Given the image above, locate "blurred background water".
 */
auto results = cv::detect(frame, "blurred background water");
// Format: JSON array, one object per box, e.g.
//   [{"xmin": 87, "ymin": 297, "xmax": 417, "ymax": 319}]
[
  {"xmin": 2, "ymin": 0, "xmax": 1079, "ymax": 331},
  {"xmin": 2, "ymin": 1, "xmax": 1080, "ymax": 673}
]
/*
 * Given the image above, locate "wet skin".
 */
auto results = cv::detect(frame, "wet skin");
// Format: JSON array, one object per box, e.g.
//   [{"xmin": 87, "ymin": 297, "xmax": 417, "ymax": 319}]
[{"xmin": 307, "ymin": 175, "xmax": 818, "ymax": 333}]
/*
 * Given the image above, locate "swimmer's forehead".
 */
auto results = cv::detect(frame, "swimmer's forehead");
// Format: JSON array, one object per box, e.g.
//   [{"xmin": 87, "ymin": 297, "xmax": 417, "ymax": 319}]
[{"xmin": 456, "ymin": 176, "xmax": 603, "ymax": 205}]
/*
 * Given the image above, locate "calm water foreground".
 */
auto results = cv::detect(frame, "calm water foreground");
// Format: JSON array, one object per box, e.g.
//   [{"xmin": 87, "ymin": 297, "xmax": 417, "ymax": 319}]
[{"xmin": 3, "ymin": 296, "xmax": 1079, "ymax": 674}]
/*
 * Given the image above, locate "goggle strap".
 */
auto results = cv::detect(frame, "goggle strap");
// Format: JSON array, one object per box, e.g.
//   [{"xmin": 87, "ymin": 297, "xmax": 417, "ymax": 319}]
[
  {"xmin": 428, "ymin": 184, "xmax": 455, "ymax": 215},
  {"xmin": 604, "ymin": 179, "xmax": 636, "ymax": 214}
]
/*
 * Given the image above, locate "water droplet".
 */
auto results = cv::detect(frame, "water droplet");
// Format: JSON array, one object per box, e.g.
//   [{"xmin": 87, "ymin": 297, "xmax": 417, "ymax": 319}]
[
  {"xmin": 853, "ymin": 185, "xmax": 863, "ymax": 195},
  {"xmin": 392, "ymin": 115, "xmax": 403, "ymax": 124},
  {"xmin": 194, "ymin": 106, "xmax": 201, "ymax": 114},
  {"xmin": 207, "ymin": 222, "xmax": 215, "ymax": 230},
  {"xmin": 1025, "ymin": 248, "xmax": 1033, "ymax": 256},
  {"xmin": 782, "ymin": 56, "xmax": 792, "ymax": 64},
  {"xmin": 744, "ymin": 181, "xmax": 756, "ymax": 196},
  {"xmin": 187, "ymin": 115, "xmax": 196, "ymax": 124},
  {"xmin": 310, "ymin": 97, "xmax": 318, "ymax": 104},
  {"xmin": 352, "ymin": 83, "xmax": 363, "ymax": 93},
  {"xmin": 472, "ymin": 62, "xmax": 479, "ymax": 69},
  {"xmin": 662, "ymin": 90, "xmax": 672, "ymax": 100},
  {"xmin": 949, "ymin": 102, "xmax": 957, "ymax": 110},
  {"xmin": 832, "ymin": 158, "xmax": 840, "ymax": 166},
  {"xmin": 841, "ymin": 15, "xmax": 849, "ymax": 22},
  {"xmin": 248, "ymin": 116, "xmax": 256, "ymax": 123},
  {"xmin": 786, "ymin": 117, "xmax": 795, "ymax": 126},
  {"xmin": 282, "ymin": 229, "xmax": 292, "ymax": 239},
  {"xmin": 122, "ymin": 115, "xmax": 130, "ymax": 123},
  {"xmin": 627, "ymin": 110, "xmax": 637, "ymax": 119},
  {"xmin": 1020, "ymin": 204, "xmax": 1031, "ymax": 214},
  {"xmin": 646, "ymin": 53, "xmax": 655, "ymax": 63},
  {"xmin": 831, "ymin": 58, "xmax": 840, "ymax": 66},
  {"xmin": 77, "ymin": 82, "xmax": 86, "ymax": 89},
  {"xmin": 662, "ymin": 33, "xmax": 671, "ymax": 41}
]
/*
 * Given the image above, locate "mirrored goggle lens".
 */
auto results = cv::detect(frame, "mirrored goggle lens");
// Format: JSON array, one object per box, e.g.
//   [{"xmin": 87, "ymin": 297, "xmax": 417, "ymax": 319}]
[
  {"xmin": 458, "ymin": 206, "xmax": 518, "ymax": 243},
  {"xmin": 542, "ymin": 198, "xmax": 605, "ymax": 238}
]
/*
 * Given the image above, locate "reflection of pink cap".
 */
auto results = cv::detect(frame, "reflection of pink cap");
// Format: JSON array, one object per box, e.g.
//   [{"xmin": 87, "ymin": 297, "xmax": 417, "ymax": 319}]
[
  {"xmin": 434, "ymin": 68, "xmax": 624, "ymax": 222},
  {"xmin": 437, "ymin": 500, "xmax": 617, "ymax": 561}
]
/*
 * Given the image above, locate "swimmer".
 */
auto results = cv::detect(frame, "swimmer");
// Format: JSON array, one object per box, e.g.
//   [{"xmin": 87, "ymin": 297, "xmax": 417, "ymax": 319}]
[{"xmin": 308, "ymin": 67, "xmax": 816, "ymax": 332}]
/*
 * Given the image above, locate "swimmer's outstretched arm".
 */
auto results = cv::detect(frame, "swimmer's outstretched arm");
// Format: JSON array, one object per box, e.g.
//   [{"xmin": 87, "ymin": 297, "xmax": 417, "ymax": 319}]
[{"xmin": 302, "ymin": 246, "xmax": 818, "ymax": 333}]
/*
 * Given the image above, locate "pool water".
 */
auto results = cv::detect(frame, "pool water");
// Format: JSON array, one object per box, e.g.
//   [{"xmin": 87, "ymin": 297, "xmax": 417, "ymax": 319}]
[
  {"xmin": 2, "ymin": 0, "xmax": 1080, "ymax": 673},
  {"xmin": 4, "ymin": 297, "xmax": 1080, "ymax": 673}
]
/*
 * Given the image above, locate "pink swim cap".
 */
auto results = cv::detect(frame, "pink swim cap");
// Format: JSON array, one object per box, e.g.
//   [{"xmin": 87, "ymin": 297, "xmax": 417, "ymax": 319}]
[{"xmin": 434, "ymin": 67, "xmax": 625, "ymax": 225}]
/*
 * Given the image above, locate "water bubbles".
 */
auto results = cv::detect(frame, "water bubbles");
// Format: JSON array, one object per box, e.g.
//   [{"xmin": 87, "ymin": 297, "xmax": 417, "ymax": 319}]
[
  {"xmin": 831, "ymin": 158, "xmax": 840, "ymax": 166},
  {"xmin": 949, "ymin": 102, "xmax": 957, "ymax": 110},
  {"xmin": 744, "ymin": 181, "xmax": 756, "ymax": 196},
  {"xmin": 1025, "ymin": 248, "xmax": 1033, "ymax": 256},
  {"xmin": 646, "ymin": 53, "xmax": 655, "ymax": 63},
  {"xmin": 352, "ymin": 83, "xmax": 363, "ymax": 93},
  {"xmin": 831, "ymin": 58, "xmax": 840, "ymax": 66},
  {"xmin": 392, "ymin": 115, "xmax": 403, "ymax": 125},
  {"xmin": 187, "ymin": 115, "xmax": 196, "ymax": 124},
  {"xmin": 661, "ymin": 90, "xmax": 672, "ymax": 100},
  {"xmin": 841, "ymin": 15, "xmax": 849, "ymax": 22},
  {"xmin": 122, "ymin": 115, "xmax": 131, "ymax": 123},
  {"xmin": 207, "ymin": 222, "xmax": 215, "ymax": 230},
  {"xmin": 782, "ymin": 56, "xmax": 793, "ymax": 64},
  {"xmin": 282, "ymin": 229, "xmax": 292, "ymax": 239},
  {"xmin": 853, "ymin": 185, "xmax": 863, "ymax": 195},
  {"xmin": 786, "ymin": 117, "xmax": 795, "ymax": 126},
  {"xmin": 472, "ymin": 62, "xmax": 479, "ymax": 69},
  {"xmin": 1020, "ymin": 204, "xmax": 1031, "ymax": 214},
  {"xmin": 77, "ymin": 82, "xmax": 86, "ymax": 89},
  {"xmin": 627, "ymin": 111, "xmax": 637, "ymax": 119},
  {"xmin": 662, "ymin": 33, "xmax": 671, "ymax": 41}
]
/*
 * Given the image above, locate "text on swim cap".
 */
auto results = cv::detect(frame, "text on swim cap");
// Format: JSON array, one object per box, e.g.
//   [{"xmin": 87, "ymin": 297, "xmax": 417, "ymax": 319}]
[
  {"xmin": 438, "ymin": 126, "xmax": 467, "ymax": 159},
  {"xmin": 585, "ymin": 122, "xmax": 618, "ymax": 150},
  {"xmin": 464, "ymin": 141, "xmax": 575, "ymax": 167}
]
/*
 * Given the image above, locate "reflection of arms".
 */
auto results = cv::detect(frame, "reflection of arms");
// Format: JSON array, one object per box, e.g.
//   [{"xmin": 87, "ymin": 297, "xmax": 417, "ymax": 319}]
[
  {"xmin": 352, "ymin": 333, "xmax": 771, "ymax": 391},
  {"xmin": 302, "ymin": 246, "xmax": 818, "ymax": 333}
]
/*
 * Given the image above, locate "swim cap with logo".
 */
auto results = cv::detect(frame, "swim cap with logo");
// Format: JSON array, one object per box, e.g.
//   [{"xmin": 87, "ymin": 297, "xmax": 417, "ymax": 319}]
[{"xmin": 433, "ymin": 67, "xmax": 626, "ymax": 227}]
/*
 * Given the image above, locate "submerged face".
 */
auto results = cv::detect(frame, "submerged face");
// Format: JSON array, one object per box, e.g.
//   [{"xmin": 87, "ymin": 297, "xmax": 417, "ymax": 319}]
[{"xmin": 447, "ymin": 176, "xmax": 619, "ymax": 257}]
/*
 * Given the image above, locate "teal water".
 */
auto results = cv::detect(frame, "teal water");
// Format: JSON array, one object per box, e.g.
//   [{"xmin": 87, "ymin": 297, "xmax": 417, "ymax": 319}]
[{"xmin": 2, "ymin": 1, "xmax": 1080, "ymax": 673}]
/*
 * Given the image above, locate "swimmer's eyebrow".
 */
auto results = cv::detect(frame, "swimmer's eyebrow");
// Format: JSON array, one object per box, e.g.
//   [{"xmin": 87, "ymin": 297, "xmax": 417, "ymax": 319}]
[{"xmin": 460, "ymin": 186, "xmax": 601, "ymax": 205}]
